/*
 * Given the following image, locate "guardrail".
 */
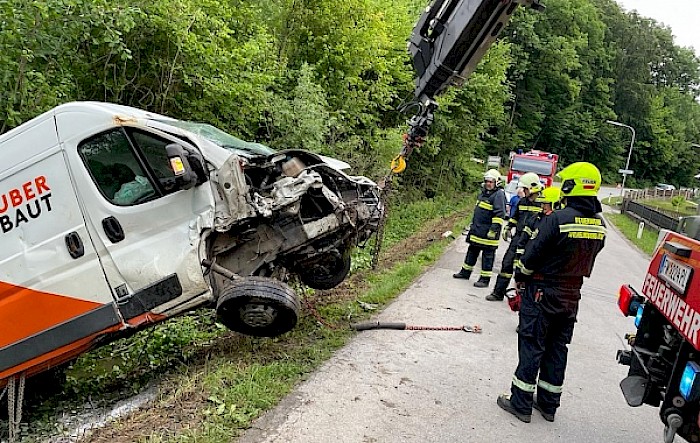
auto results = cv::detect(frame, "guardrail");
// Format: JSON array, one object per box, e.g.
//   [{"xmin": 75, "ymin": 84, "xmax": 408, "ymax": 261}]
[
  {"xmin": 625, "ymin": 189, "xmax": 695, "ymax": 200},
  {"xmin": 622, "ymin": 200, "xmax": 680, "ymax": 231}
]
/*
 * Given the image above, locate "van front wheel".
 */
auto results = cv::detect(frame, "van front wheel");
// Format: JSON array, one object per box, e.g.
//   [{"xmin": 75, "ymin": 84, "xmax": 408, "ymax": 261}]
[
  {"xmin": 216, "ymin": 277, "xmax": 300, "ymax": 337},
  {"xmin": 296, "ymin": 249, "xmax": 351, "ymax": 290}
]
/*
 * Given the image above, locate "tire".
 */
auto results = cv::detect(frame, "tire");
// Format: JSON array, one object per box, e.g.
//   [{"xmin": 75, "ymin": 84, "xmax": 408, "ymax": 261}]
[
  {"xmin": 216, "ymin": 277, "xmax": 300, "ymax": 337},
  {"xmin": 297, "ymin": 249, "xmax": 351, "ymax": 290}
]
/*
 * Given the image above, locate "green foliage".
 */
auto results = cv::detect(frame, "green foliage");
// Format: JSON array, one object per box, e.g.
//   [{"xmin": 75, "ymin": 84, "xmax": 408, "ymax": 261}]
[
  {"xmin": 671, "ymin": 196, "xmax": 686, "ymax": 208},
  {"xmin": 267, "ymin": 63, "xmax": 333, "ymax": 153},
  {"xmin": 64, "ymin": 310, "xmax": 224, "ymax": 397},
  {"xmin": 2, "ymin": 0, "xmax": 700, "ymax": 188}
]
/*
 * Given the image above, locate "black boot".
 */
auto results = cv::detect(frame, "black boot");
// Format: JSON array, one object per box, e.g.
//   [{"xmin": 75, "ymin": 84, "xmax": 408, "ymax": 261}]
[
  {"xmin": 486, "ymin": 275, "xmax": 509, "ymax": 301},
  {"xmin": 533, "ymin": 401, "xmax": 555, "ymax": 422},
  {"xmin": 486, "ymin": 292, "xmax": 504, "ymax": 301},
  {"xmin": 473, "ymin": 276, "xmax": 490, "ymax": 288},
  {"xmin": 453, "ymin": 269, "xmax": 472, "ymax": 279},
  {"xmin": 497, "ymin": 394, "xmax": 531, "ymax": 423}
]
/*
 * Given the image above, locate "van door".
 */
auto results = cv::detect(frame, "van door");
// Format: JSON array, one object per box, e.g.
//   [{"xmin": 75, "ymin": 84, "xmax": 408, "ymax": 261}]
[
  {"xmin": 62, "ymin": 125, "xmax": 215, "ymax": 324},
  {"xmin": 0, "ymin": 122, "xmax": 121, "ymax": 378}
]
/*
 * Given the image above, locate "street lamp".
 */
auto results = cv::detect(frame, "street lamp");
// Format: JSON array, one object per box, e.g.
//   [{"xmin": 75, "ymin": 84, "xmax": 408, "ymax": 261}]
[{"xmin": 606, "ymin": 120, "xmax": 636, "ymax": 199}]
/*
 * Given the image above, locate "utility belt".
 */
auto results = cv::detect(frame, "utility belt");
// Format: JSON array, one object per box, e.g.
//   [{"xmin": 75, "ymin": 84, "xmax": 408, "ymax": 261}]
[{"xmin": 532, "ymin": 274, "xmax": 583, "ymax": 288}]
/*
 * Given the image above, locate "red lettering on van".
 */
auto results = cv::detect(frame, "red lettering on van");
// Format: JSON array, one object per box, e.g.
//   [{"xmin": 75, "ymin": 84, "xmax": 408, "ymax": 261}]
[
  {"xmin": 35, "ymin": 176, "xmax": 50, "ymax": 194},
  {"xmin": 22, "ymin": 182, "xmax": 35, "ymax": 200},
  {"xmin": 9, "ymin": 189, "xmax": 22, "ymax": 207}
]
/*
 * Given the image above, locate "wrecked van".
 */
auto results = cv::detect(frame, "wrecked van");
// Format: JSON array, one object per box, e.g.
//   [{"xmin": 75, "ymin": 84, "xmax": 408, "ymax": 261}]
[{"xmin": 0, "ymin": 102, "xmax": 382, "ymax": 383}]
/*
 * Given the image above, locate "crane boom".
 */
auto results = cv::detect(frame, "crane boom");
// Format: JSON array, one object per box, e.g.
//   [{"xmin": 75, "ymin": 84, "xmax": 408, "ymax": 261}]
[{"xmin": 393, "ymin": 0, "xmax": 543, "ymax": 165}]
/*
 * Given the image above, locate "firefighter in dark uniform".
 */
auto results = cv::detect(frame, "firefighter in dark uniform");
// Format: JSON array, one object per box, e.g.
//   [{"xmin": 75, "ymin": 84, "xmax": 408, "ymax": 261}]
[
  {"xmin": 513, "ymin": 186, "xmax": 563, "ymax": 269},
  {"xmin": 453, "ymin": 169, "xmax": 507, "ymax": 288},
  {"xmin": 507, "ymin": 187, "xmax": 563, "ymax": 321},
  {"xmin": 496, "ymin": 162, "xmax": 606, "ymax": 423},
  {"xmin": 487, "ymin": 172, "xmax": 543, "ymax": 301}
]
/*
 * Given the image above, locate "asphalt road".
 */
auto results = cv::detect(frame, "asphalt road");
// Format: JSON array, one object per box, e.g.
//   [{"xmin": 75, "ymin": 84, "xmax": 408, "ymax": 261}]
[{"xmin": 239, "ymin": 207, "xmax": 669, "ymax": 443}]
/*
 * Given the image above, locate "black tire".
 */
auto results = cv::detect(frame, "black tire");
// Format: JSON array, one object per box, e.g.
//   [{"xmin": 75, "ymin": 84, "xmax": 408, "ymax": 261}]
[
  {"xmin": 216, "ymin": 277, "xmax": 300, "ymax": 337},
  {"xmin": 297, "ymin": 249, "xmax": 351, "ymax": 290}
]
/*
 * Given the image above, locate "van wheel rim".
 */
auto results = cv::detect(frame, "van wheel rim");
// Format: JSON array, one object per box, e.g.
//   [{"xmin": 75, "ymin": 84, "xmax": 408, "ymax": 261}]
[{"xmin": 239, "ymin": 303, "xmax": 277, "ymax": 327}]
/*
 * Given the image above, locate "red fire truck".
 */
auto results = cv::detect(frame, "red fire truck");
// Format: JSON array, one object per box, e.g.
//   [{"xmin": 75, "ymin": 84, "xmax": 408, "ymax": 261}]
[
  {"xmin": 617, "ymin": 220, "xmax": 700, "ymax": 443},
  {"xmin": 507, "ymin": 150, "xmax": 558, "ymax": 187}
]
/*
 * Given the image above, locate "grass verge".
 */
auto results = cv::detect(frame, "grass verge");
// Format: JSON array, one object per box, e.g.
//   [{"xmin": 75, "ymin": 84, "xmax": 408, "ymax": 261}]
[
  {"xmin": 605, "ymin": 213, "xmax": 658, "ymax": 256},
  {"xmin": 601, "ymin": 196, "xmax": 622, "ymax": 206},
  {"xmin": 639, "ymin": 198, "xmax": 696, "ymax": 217}
]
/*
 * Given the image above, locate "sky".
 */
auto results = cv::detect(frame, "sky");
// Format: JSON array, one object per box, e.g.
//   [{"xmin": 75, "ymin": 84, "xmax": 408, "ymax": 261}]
[{"xmin": 614, "ymin": 0, "xmax": 700, "ymax": 54}]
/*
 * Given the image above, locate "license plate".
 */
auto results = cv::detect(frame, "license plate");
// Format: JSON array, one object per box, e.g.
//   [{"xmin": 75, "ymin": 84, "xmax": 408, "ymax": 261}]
[{"xmin": 659, "ymin": 254, "xmax": 693, "ymax": 295}]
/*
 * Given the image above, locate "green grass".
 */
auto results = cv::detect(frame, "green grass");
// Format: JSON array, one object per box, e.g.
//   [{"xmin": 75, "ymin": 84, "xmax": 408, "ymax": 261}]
[
  {"xmin": 605, "ymin": 213, "xmax": 659, "ymax": 256},
  {"xmin": 640, "ymin": 198, "xmax": 697, "ymax": 217},
  {"xmin": 601, "ymin": 196, "xmax": 622, "ymax": 206}
]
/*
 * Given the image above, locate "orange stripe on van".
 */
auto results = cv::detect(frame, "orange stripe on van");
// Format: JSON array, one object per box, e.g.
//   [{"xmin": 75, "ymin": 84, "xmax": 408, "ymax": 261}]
[
  {"xmin": 0, "ymin": 323, "xmax": 123, "ymax": 382},
  {"xmin": 0, "ymin": 281, "xmax": 101, "ymax": 348}
]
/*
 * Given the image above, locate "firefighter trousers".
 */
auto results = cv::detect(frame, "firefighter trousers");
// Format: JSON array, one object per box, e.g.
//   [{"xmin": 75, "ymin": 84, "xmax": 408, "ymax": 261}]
[
  {"xmin": 492, "ymin": 234, "xmax": 523, "ymax": 297},
  {"xmin": 510, "ymin": 284, "xmax": 576, "ymax": 416},
  {"xmin": 461, "ymin": 244, "xmax": 496, "ymax": 279}
]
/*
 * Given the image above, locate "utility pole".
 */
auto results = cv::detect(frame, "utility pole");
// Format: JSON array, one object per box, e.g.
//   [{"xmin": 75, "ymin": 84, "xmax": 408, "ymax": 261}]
[{"xmin": 606, "ymin": 120, "xmax": 636, "ymax": 200}]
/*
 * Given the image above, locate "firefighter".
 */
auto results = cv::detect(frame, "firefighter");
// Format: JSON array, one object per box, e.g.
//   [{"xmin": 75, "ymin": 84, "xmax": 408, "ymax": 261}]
[
  {"xmin": 514, "ymin": 186, "xmax": 563, "ymax": 266},
  {"xmin": 453, "ymin": 169, "xmax": 507, "ymax": 288},
  {"xmin": 487, "ymin": 172, "xmax": 543, "ymax": 301},
  {"xmin": 496, "ymin": 162, "xmax": 606, "ymax": 423},
  {"xmin": 508, "ymin": 187, "xmax": 563, "ymax": 316}
]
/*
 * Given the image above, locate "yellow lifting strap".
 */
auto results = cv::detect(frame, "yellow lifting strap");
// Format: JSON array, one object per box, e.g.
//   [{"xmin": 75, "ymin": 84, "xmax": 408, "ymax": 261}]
[{"xmin": 390, "ymin": 154, "xmax": 407, "ymax": 174}]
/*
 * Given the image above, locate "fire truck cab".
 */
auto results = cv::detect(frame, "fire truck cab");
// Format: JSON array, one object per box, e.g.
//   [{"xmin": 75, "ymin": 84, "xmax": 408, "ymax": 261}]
[
  {"xmin": 507, "ymin": 150, "xmax": 558, "ymax": 187},
  {"xmin": 617, "ymin": 218, "xmax": 700, "ymax": 443}
]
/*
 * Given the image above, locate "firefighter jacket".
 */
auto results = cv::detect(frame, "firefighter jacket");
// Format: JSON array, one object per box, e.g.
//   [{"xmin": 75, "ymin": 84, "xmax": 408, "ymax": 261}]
[
  {"xmin": 467, "ymin": 186, "xmax": 506, "ymax": 249},
  {"xmin": 517, "ymin": 197, "xmax": 606, "ymax": 314},
  {"xmin": 514, "ymin": 205, "xmax": 553, "ymax": 256},
  {"xmin": 508, "ymin": 197, "xmax": 542, "ymax": 254}
]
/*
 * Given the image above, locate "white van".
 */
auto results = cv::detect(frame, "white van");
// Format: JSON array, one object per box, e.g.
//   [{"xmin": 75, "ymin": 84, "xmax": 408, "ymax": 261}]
[{"xmin": 0, "ymin": 102, "xmax": 382, "ymax": 383}]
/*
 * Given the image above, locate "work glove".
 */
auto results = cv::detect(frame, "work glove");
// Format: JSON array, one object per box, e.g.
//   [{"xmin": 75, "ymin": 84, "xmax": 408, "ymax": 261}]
[
  {"xmin": 487, "ymin": 230, "xmax": 497, "ymax": 240},
  {"xmin": 502, "ymin": 226, "xmax": 514, "ymax": 241},
  {"xmin": 506, "ymin": 288, "xmax": 521, "ymax": 312}
]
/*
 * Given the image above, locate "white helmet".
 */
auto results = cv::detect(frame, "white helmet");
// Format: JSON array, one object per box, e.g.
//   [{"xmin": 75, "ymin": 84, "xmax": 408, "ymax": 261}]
[
  {"xmin": 483, "ymin": 169, "xmax": 502, "ymax": 186},
  {"xmin": 517, "ymin": 172, "xmax": 544, "ymax": 193}
]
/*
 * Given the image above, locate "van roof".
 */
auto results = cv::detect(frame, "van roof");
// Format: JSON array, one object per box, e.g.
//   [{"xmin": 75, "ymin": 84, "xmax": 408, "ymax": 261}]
[{"xmin": 0, "ymin": 102, "xmax": 176, "ymax": 145}]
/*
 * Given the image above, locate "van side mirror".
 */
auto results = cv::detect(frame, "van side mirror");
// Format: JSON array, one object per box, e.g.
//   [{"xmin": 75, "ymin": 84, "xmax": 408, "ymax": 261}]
[{"xmin": 166, "ymin": 143, "xmax": 198, "ymax": 190}]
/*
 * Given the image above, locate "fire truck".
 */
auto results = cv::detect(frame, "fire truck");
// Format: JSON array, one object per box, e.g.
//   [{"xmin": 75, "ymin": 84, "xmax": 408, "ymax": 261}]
[
  {"xmin": 617, "ymin": 219, "xmax": 700, "ymax": 443},
  {"xmin": 507, "ymin": 150, "xmax": 559, "ymax": 187}
]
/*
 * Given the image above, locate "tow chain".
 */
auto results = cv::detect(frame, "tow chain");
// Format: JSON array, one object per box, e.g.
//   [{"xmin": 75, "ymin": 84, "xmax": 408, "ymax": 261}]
[
  {"xmin": 7, "ymin": 372, "xmax": 26, "ymax": 443},
  {"xmin": 302, "ymin": 297, "xmax": 340, "ymax": 330},
  {"xmin": 370, "ymin": 177, "xmax": 393, "ymax": 270},
  {"xmin": 351, "ymin": 321, "xmax": 482, "ymax": 333},
  {"xmin": 369, "ymin": 100, "xmax": 437, "ymax": 269}
]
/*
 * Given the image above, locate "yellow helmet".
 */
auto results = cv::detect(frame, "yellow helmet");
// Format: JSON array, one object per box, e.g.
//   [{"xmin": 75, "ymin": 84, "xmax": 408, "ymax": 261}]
[
  {"xmin": 483, "ymin": 169, "xmax": 502, "ymax": 186},
  {"xmin": 536, "ymin": 186, "xmax": 562, "ymax": 204},
  {"xmin": 517, "ymin": 172, "xmax": 544, "ymax": 193},
  {"xmin": 557, "ymin": 162, "xmax": 601, "ymax": 197}
]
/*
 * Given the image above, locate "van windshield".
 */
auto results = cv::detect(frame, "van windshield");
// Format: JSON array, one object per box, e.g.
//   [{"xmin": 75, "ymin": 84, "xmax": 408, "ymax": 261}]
[
  {"xmin": 158, "ymin": 120, "xmax": 276, "ymax": 157},
  {"xmin": 511, "ymin": 157, "xmax": 553, "ymax": 176}
]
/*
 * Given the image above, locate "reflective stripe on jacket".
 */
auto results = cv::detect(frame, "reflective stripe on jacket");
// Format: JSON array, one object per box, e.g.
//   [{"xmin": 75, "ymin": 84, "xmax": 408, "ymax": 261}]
[
  {"xmin": 468, "ymin": 187, "xmax": 506, "ymax": 249},
  {"xmin": 519, "ymin": 203, "xmax": 606, "ymax": 282}
]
